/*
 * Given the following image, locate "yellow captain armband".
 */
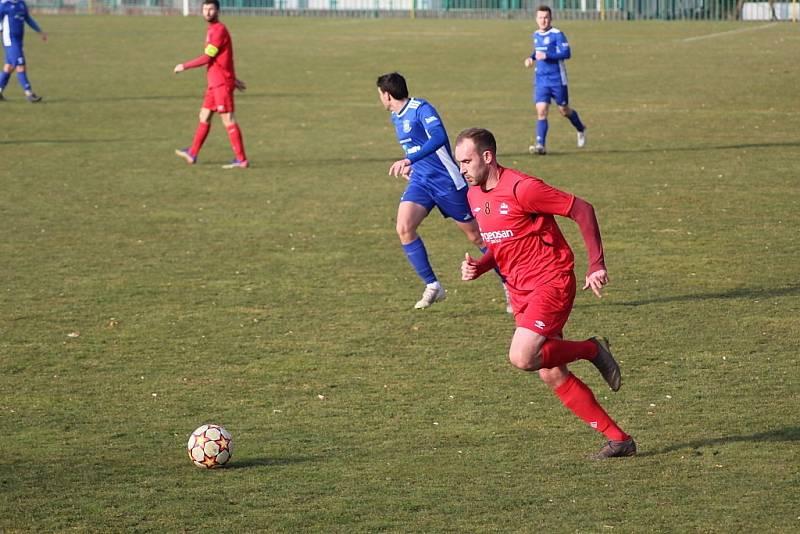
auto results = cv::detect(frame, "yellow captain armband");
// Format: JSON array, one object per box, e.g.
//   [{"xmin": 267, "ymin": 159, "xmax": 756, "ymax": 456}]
[{"xmin": 204, "ymin": 44, "xmax": 219, "ymax": 57}]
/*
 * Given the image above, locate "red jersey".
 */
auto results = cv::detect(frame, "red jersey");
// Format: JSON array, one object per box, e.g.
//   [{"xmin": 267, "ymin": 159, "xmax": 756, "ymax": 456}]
[
  {"xmin": 204, "ymin": 21, "xmax": 235, "ymax": 87},
  {"xmin": 468, "ymin": 166, "xmax": 576, "ymax": 291}
]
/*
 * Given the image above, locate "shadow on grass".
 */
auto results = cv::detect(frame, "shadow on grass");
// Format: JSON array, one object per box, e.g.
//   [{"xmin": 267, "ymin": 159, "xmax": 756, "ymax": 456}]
[
  {"xmin": 617, "ymin": 284, "xmax": 800, "ymax": 307},
  {"xmin": 638, "ymin": 426, "xmax": 800, "ymax": 457},
  {"xmin": 35, "ymin": 92, "xmax": 319, "ymax": 104},
  {"xmin": 227, "ymin": 455, "xmax": 315, "ymax": 469},
  {"xmin": 0, "ymin": 137, "xmax": 170, "ymax": 146},
  {"xmin": 602, "ymin": 140, "xmax": 800, "ymax": 153},
  {"xmin": 503, "ymin": 151, "xmax": 566, "ymax": 158},
  {"xmin": 503, "ymin": 140, "xmax": 800, "ymax": 158}
]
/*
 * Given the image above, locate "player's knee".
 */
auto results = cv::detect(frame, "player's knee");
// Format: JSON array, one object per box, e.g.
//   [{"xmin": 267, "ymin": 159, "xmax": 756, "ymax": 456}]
[
  {"xmin": 508, "ymin": 349, "xmax": 540, "ymax": 372},
  {"xmin": 395, "ymin": 221, "xmax": 417, "ymax": 242},
  {"xmin": 538, "ymin": 367, "xmax": 568, "ymax": 389},
  {"xmin": 559, "ymin": 107, "xmax": 571, "ymax": 117}
]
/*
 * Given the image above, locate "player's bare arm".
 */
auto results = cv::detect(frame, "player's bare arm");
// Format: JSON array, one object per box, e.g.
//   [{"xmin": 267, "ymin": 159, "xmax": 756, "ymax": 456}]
[{"xmin": 234, "ymin": 78, "xmax": 246, "ymax": 91}]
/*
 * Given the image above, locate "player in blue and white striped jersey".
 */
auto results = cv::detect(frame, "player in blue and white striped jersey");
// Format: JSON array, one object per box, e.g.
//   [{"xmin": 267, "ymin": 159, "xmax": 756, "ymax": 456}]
[
  {"xmin": 523, "ymin": 6, "xmax": 585, "ymax": 155},
  {"xmin": 0, "ymin": 0, "xmax": 47, "ymax": 102},
  {"xmin": 377, "ymin": 72, "xmax": 494, "ymax": 310}
]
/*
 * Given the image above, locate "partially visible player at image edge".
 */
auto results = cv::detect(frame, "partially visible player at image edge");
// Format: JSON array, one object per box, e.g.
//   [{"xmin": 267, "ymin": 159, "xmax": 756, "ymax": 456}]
[
  {"xmin": 377, "ymin": 72, "xmax": 510, "ymax": 311},
  {"xmin": 173, "ymin": 0, "xmax": 248, "ymax": 169},
  {"xmin": 0, "ymin": 0, "xmax": 47, "ymax": 102},
  {"xmin": 456, "ymin": 127, "xmax": 635, "ymax": 459},
  {"xmin": 524, "ymin": 5, "xmax": 586, "ymax": 155}
]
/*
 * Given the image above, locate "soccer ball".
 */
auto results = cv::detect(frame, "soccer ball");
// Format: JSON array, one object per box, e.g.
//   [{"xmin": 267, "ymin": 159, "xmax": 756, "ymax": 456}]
[{"xmin": 187, "ymin": 424, "xmax": 234, "ymax": 468}]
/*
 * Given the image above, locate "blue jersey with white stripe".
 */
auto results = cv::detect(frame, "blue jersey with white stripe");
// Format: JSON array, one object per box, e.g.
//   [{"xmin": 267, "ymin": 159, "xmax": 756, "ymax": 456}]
[
  {"xmin": 1, "ymin": 0, "xmax": 41, "ymax": 46},
  {"xmin": 390, "ymin": 97, "xmax": 466, "ymax": 195},
  {"xmin": 532, "ymin": 27, "xmax": 571, "ymax": 87}
]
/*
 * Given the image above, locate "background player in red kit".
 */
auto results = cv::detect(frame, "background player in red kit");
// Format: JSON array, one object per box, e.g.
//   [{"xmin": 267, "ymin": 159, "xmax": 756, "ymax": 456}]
[
  {"xmin": 455, "ymin": 127, "xmax": 635, "ymax": 459},
  {"xmin": 173, "ymin": 0, "xmax": 248, "ymax": 169}
]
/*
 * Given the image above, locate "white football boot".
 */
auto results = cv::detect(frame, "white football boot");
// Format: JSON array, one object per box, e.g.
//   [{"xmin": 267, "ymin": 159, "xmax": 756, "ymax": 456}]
[
  {"xmin": 529, "ymin": 144, "xmax": 547, "ymax": 155},
  {"xmin": 415, "ymin": 283, "xmax": 446, "ymax": 309}
]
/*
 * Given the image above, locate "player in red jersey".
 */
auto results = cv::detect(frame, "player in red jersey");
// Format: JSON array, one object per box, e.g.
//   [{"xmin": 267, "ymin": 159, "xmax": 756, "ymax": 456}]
[
  {"xmin": 173, "ymin": 0, "xmax": 248, "ymax": 169},
  {"xmin": 455, "ymin": 127, "xmax": 635, "ymax": 459}
]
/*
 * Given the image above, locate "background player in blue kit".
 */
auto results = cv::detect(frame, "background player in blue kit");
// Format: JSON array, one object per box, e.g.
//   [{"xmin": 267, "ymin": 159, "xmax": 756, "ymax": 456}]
[
  {"xmin": 523, "ymin": 5, "xmax": 585, "ymax": 155},
  {"xmin": 377, "ymin": 72, "xmax": 500, "ymax": 310},
  {"xmin": 0, "ymin": 0, "xmax": 46, "ymax": 102}
]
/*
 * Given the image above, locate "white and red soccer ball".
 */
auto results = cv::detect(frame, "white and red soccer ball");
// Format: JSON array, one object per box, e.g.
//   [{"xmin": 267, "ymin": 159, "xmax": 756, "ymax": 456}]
[{"xmin": 187, "ymin": 424, "xmax": 234, "ymax": 468}]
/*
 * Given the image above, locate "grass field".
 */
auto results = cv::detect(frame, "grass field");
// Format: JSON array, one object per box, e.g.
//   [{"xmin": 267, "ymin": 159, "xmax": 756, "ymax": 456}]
[{"xmin": 1, "ymin": 15, "xmax": 799, "ymax": 532}]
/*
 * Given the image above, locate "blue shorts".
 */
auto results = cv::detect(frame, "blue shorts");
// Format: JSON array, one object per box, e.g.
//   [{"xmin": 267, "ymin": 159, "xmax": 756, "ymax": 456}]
[
  {"xmin": 401, "ymin": 182, "xmax": 474, "ymax": 222},
  {"xmin": 3, "ymin": 44, "xmax": 25, "ymax": 67},
  {"xmin": 534, "ymin": 84, "xmax": 569, "ymax": 107}
]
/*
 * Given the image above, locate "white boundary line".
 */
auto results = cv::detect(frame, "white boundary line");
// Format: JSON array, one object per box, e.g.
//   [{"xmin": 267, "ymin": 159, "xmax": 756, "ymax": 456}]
[{"xmin": 682, "ymin": 23, "xmax": 778, "ymax": 42}]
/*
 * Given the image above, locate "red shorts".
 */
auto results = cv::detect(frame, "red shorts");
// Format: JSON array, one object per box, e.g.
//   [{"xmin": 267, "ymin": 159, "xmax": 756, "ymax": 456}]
[
  {"xmin": 510, "ymin": 272, "xmax": 576, "ymax": 338},
  {"xmin": 202, "ymin": 83, "xmax": 235, "ymax": 114}
]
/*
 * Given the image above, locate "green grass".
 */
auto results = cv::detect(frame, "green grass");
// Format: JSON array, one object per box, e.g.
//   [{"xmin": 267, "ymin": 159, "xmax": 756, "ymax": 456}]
[{"xmin": 1, "ymin": 15, "xmax": 799, "ymax": 532}]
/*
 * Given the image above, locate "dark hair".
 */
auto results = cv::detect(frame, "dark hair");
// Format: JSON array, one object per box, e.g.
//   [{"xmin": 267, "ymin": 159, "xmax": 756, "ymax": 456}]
[
  {"xmin": 456, "ymin": 128, "xmax": 497, "ymax": 156},
  {"xmin": 203, "ymin": 0, "xmax": 220, "ymax": 8},
  {"xmin": 536, "ymin": 5, "xmax": 552, "ymax": 14},
  {"xmin": 376, "ymin": 72, "xmax": 409, "ymax": 100}
]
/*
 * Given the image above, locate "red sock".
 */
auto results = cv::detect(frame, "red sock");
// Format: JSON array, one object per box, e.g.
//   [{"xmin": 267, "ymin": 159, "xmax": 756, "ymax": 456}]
[
  {"xmin": 539, "ymin": 338, "xmax": 597, "ymax": 369},
  {"xmin": 554, "ymin": 373, "xmax": 629, "ymax": 441},
  {"xmin": 226, "ymin": 124, "xmax": 247, "ymax": 161},
  {"xmin": 190, "ymin": 121, "xmax": 211, "ymax": 157}
]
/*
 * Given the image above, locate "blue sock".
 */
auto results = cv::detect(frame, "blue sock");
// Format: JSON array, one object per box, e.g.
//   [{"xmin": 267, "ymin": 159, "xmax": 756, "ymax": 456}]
[
  {"xmin": 402, "ymin": 237, "xmax": 437, "ymax": 285},
  {"xmin": 16, "ymin": 71, "xmax": 31, "ymax": 92},
  {"xmin": 568, "ymin": 110, "xmax": 585, "ymax": 132},
  {"xmin": 536, "ymin": 119, "xmax": 549, "ymax": 146},
  {"xmin": 0, "ymin": 71, "xmax": 10, "ymax": 91}
]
